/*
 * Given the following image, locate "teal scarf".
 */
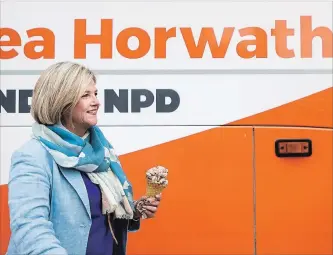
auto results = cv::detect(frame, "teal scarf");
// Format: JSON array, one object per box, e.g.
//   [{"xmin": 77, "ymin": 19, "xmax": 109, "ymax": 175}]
[{"xmin": 32, "ymin": 122, "xmax": 134, "ymax": 218}]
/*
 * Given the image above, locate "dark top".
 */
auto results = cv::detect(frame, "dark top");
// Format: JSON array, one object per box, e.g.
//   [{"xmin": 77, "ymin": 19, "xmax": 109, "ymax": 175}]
[{"xmin": 81, "ymin": 172, "xmax": 114, "ymax": 255}]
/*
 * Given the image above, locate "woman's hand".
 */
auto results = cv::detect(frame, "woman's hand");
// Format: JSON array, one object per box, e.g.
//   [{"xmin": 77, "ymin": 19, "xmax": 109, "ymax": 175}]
[
  {"xmin": 134, "ymin": 193, "xmax": 162, "ymax": 219},
  {"xmin": 143, "ymin": 193, "xmax": 161, "ymax": 218}
]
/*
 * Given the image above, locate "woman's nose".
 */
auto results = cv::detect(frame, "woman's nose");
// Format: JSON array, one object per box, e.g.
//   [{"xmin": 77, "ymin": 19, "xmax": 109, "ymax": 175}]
[{"xmin": 92, "ymin": 95, "xmax": 100, "ymax": 106}]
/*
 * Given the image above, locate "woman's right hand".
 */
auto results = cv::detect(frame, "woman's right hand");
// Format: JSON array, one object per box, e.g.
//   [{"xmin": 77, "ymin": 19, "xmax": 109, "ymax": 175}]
[{"xmin": 134, "ymin": 194, "xmax": 162, "ymax": 219}]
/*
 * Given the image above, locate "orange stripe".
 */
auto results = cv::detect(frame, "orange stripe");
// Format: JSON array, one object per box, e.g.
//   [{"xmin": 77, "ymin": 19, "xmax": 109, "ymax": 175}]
[
  {"xmin": 231, "ymin": 87, "xmax": 333, "ymax": 128},
  {"xmin": 0, "ymin": 185, "xmax": 9, "ymax": 255}
]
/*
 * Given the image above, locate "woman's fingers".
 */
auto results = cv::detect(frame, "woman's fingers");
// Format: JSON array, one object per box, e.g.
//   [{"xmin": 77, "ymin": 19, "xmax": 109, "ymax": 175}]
[
  {"xmin": 144, "ymin": 209, "xmax": 157, "ymax": 218},
  {"xmin": 137, "ymin": 194, "xmax": 163, "ymax": 218},
  {"xmin": 143, "ymin": 205, "xmax": 157, "ymax": 213},
  {"xmin": 148, "ymin": 200, "xmax": 160, "ymax": 206},
  {"xmin": 155, "ymin": 194, "xmax": 162, "ymax": 201}
]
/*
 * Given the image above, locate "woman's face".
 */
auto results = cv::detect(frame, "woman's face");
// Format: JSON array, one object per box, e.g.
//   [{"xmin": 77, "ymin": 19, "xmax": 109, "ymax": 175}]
[{"xmin": 64, "ymin": 82, "xmax": 100, "ymax": 136}]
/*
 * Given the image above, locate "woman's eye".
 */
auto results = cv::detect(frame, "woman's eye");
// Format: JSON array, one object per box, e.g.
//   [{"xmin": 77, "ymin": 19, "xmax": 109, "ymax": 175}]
[{"xmin": 82, "ymin": 94, "xmax": 89, "ymax": 98}]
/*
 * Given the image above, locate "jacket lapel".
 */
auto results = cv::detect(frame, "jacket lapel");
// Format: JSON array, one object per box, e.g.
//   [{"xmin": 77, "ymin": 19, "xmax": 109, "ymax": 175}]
[{"xmin": 59, "ymin": 167, "xmax": 91, "ymax": 219}]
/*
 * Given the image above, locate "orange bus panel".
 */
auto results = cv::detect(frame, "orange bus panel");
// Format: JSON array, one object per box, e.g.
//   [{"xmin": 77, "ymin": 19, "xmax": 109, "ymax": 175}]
[
  {"xmin": 121, "ymin": 127, "xmax": 254, "ymax": 255},
  {"xmin": 255, "ymin": 127, "xmax": 333, "ymax": 255}
]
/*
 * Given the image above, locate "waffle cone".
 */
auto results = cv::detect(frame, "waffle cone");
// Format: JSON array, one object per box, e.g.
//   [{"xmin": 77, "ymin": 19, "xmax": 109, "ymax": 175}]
[{"xmin": 146, "ymin": 181, "xmax": 165, "ymax": 197}]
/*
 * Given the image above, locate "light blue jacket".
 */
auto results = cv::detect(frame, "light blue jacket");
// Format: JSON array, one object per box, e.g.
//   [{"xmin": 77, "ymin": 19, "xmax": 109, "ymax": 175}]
[{"xmin": 6, "ymin": 138, "xmax": 140, "ymax": 255}]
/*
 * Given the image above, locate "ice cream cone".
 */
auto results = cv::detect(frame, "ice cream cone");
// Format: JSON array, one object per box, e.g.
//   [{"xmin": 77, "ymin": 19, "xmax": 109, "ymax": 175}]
[
  {"xmin": 145, "ymin": 166, "xmax": 168, "ymax": 197},
  {"xmin": 146, "ymin": 181, "xmax": 166, "ymax": 197}
]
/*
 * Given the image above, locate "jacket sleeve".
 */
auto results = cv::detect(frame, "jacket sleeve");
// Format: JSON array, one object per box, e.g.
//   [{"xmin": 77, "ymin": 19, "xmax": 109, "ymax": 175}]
[
  {"xmin": 128, "ymin": 218, "xmax": 140, "ymax": 232},
  {"xmin": 8, "ymin": 150, "xmax": 68, "ymax": 255}
]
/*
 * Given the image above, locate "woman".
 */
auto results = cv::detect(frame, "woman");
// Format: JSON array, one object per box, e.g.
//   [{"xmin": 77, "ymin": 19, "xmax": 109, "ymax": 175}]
[{"xmin": 7, "ymin": 61, "xmax": 161, "ymax": 255}]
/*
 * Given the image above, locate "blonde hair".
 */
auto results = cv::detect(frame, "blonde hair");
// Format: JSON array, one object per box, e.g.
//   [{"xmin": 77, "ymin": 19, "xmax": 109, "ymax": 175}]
[{"xmin": 30, "ymin": 61, "xmax": 96, "ymax": 126}]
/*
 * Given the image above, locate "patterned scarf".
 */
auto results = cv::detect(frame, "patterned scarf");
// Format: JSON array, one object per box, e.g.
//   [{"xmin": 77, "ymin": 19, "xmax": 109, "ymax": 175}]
[{"xmin": 31, "ymin": 122, "xmax": 134, "ymax": 219}]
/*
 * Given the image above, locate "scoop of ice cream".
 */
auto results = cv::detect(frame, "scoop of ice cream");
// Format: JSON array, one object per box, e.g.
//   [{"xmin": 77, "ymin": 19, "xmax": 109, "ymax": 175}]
[{"xmin": 146, "ymin": 166, "xmax": 168, "ymax": 187}]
